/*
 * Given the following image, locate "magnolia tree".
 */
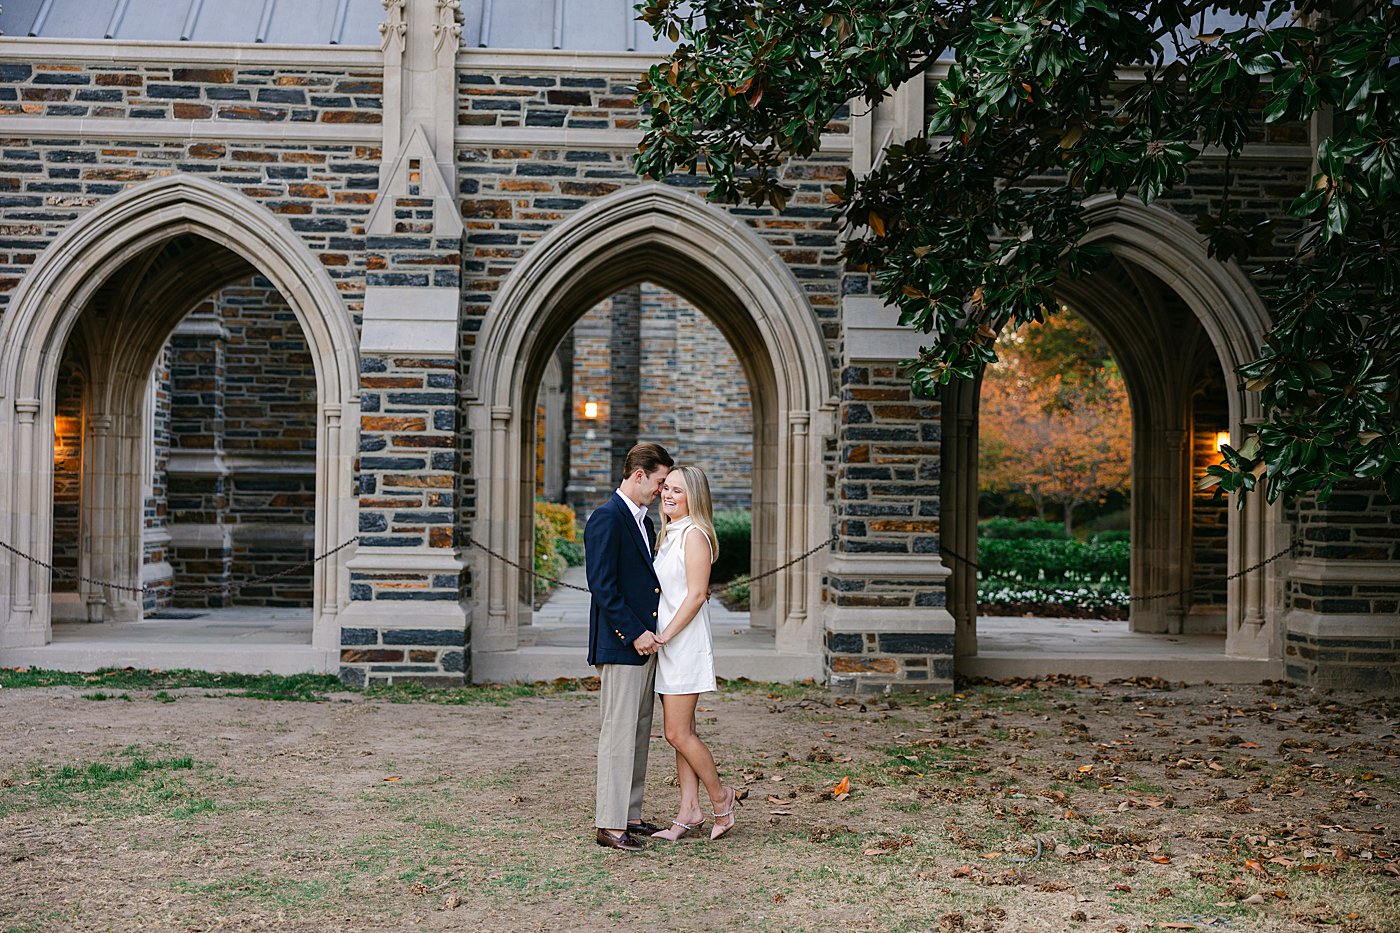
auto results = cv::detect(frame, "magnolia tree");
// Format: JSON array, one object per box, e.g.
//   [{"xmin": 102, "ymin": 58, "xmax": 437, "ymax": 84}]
[{"xmin": 633, "ymin": 1, "xmax": 1398, "ymax": 503}]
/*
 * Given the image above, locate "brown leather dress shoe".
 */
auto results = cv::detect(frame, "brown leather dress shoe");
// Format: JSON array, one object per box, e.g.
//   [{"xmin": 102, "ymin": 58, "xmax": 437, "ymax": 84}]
[
  {"xmin": 595, "ymin": 829, "xmax": 644, "ymax": 851},
  {"xmin": 628, "ymin": 819, "xmax": 665, "ymax": 835}
]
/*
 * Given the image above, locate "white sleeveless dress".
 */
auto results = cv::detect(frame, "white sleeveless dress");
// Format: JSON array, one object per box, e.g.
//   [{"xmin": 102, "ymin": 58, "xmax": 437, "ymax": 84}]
[{"xmin": 654, "ymin": 517, "xmax": 717, "ymax": 695}]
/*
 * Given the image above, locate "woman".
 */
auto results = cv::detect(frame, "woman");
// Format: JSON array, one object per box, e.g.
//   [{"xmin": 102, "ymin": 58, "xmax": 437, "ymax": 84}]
[{"xmin": 649, "ymin": 465, "xmax": 741, "ymax": 842}]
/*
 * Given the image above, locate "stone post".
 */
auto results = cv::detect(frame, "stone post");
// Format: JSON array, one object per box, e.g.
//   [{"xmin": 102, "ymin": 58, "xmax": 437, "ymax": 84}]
[
  {"xmin": 1283, "ymin": 484, "xmax": 1400, "ymax": 690},
  {"xmin": 166, "ymin": 314, "xmax": 233, "ymax": 609},
  {"xmin": 339, "ymin": 0, "xmax": 469, "ymax": 686},
  {"xmin": 824, "ymin": 297, "xmax": 954, "ymax": 693}
]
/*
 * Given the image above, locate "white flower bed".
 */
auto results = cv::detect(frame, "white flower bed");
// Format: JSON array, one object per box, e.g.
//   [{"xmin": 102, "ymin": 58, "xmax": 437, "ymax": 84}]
[{"xmin": 978, "ymin": 573, "xmax": 1129, "ymax": 610}]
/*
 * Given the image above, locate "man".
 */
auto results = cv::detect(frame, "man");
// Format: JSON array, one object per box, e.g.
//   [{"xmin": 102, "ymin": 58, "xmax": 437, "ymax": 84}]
[{"xmin": 585, "ymin": 441, "xmax": 674, "ymax": 851}]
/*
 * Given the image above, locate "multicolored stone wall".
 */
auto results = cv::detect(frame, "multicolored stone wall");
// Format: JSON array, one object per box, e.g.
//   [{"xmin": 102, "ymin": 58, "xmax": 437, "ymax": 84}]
[
  {"xmin": 1285, "ymin": 485, "xmax": 1400, "ymax": 690},
  {"xmin": 51, "ymin": 358, "xmax": 85, "ymax": 595},
  {"xmin": 166, "ymin": 313, "xmax": 232, "ymax": 609},
  {"xmin": 158, "ymin": 282, "xmax": 322, "ymax": 610},
  {"xmin": 824, "ymin": 362, "xmax": 951, "ymax": 692},
  {"xmin": 0, "ymin": 62, "xmax": 382, "ymax": 126},
  {"xmin": 560, "ymin": 283, "xmax": 755, "ymax": 515},
  {"xmin": 832, "ymin": 363, "xmax": 941, "ymax": 559},
  {"xmin": 561, "ymin": 294, "xmax": 626, "ymax": 514},
  {"xmin": 0, "ymin": 64, "xmax": 381, "ymax": 319},
  {"xmin": 636, "ymin": 285, "xmax": 754, "ymax": 510},
  {"xmin": 1190, "ymin": 363, "xmax": 1231, "ymax": 615},
  {"xmin": 457, "ymin": 71, "xmax": 645, "ymax": 132}
]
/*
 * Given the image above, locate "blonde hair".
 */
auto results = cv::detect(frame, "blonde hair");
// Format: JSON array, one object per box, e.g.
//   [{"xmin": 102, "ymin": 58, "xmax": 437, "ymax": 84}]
[{"xmin": 655, "ymin": 465, "xmax": 719, "ymax": 563}]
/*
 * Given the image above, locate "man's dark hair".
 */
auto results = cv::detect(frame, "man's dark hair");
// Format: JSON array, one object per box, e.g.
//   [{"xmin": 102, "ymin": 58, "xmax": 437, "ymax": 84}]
[{"xmin": 623, "ymin": 442, "xmax": 673, "ymax": 479}]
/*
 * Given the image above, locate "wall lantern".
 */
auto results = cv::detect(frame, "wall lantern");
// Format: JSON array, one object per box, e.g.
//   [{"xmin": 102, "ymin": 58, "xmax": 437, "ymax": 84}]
[
  {"xmin": 1215, "ymin": 430, "xmax": 1231, "ymax": 452},
  {"xmin": 583, "ymin": 401, "xmax": 599, "ymax": 420}
]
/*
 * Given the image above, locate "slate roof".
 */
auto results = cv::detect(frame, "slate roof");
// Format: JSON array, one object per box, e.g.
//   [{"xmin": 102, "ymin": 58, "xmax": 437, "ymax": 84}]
[{"xmin": 0, "ymin": 0, "xmax": 678, "ymax": 51}]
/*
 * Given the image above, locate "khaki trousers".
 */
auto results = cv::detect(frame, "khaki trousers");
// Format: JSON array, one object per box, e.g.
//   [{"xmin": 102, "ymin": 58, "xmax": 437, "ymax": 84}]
[{"xmin": 594, "ymin": 657, "xmax": 656, "ymax": 830}]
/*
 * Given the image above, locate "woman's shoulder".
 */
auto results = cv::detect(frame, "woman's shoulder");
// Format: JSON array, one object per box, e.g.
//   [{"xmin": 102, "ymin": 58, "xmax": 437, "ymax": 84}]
[{"xmin": 681, "ymin": 523, "xmax": 714, "ymax": 559}]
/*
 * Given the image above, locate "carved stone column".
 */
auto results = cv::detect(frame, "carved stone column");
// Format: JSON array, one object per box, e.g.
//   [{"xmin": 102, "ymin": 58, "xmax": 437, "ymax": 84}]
[
  {"xmin": 339, "ymin": 0, "xmax": 469, "ymax": 687},
  {"xmin": 825, "ymin": 297, "xmax": 955, "ymax": 693}
]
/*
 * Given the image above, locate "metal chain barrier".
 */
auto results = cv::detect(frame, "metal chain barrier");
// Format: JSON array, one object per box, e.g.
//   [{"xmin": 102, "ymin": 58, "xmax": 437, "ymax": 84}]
[
  {"xmin": 939, "ymin": 537, "xmax": 1298, "ymax": 604},
  {"xmin": 0, "ymin": 539, "xmax": 148, "ymax": 595},
  {"xmin": 173, "ymin": 535, "xmax": 361, "ymax": 597},
  {"xmin": 465, "ymin": 532, "xmax": 840, "ymax": 597},
  {"xmin": 3, "ymin": 527, "xmax": 1295, "ymax": 605},
  {"xmin": 715, "ymin": 533, "xmax": 839, "ymax": 596},
  {"xmin": 465, "ymin": 534, "xmax": 591, "ymax": 593},
  {"xmin": 0, "ymin": 535, "xmax": 361, "ymax": 597}
]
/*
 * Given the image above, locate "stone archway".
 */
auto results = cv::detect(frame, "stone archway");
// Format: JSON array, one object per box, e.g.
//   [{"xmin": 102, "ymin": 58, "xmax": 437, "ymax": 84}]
[
  {"xmin": 466, "ymin": 183, "xmax": 835, "ymax": 681},
  {"xmin": 944, "ymin": 195, "xmax": 1287, "ymax": 665},
  {"xmin": 0, "ymin": 174, "xmax": 359, "ymax": 659}
]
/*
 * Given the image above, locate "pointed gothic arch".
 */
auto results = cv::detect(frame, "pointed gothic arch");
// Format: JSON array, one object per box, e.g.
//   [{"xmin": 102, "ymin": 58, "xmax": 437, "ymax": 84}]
[
  {"xmin": 945, "ymin": 195, "xmax": 1287, "ymax": 666},
  {"xmin": 466, "ymin": 182, "xmax": 836, "ymax": 680},
  {"xmin": 0, "ymin": 174, "xmax": 360, "ymax": 659}
]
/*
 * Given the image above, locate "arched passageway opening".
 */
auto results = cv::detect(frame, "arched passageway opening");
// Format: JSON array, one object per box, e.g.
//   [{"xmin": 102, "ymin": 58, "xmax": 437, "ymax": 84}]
[
  {"xmin": 0, "ymin": 176, "xmax": 358, "ymax": 666},
  {"xmin": 973, "ymin": 307, "xmax": 1135, "ymax": 622},
  {"xmin": 943, "ymin": 197, "xmax": 1288, "ymax": 674},
  {"xmin": 529, "ymin": 281, "xmax": 759, "ymax": 650},
  {"xmin": 466, "ymin": 184, "xmax": 835, "ymax": 683},
  {"xmin": 48, "ymin": 258, "xmax": 321, "ymax": 629}
]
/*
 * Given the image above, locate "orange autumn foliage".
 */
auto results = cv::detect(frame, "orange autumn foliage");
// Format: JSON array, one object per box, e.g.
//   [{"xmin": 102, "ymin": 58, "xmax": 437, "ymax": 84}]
[{"xmin": 979, "ymin": 314, "xmax": 1132, "ymax": 535}]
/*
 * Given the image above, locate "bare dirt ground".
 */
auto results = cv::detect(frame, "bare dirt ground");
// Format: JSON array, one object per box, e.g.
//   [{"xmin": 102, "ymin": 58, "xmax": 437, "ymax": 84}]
[{"xmin": 0, "ymin": 676, "xmax": 1396, "ymax": 933}]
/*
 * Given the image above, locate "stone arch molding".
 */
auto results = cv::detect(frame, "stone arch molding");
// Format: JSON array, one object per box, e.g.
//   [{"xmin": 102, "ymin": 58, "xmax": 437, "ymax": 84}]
[
  {"xmin": 947, "ymin": 194, "xmax": 1285, "ymax": 667},
  {"xmin": 1078, "ymin": 194, "xmax": 1272, "ymax": 426},
  {"xmin": 1079, "ymin": 195, "xmax": 1285, "ymax": 658},
  {"xmin": 467, "ymin": 182, "xmax": 835, "ymax": 678},
  {"xmin": 0, "ymin": 173, "xmax": 360, "ymax": 657}
]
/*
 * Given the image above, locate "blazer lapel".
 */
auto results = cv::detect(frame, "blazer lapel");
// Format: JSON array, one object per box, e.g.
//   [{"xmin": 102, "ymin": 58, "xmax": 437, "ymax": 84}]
[{"xmin": 614, "ymin": 495, "xmax": 654, "ymax": 564}]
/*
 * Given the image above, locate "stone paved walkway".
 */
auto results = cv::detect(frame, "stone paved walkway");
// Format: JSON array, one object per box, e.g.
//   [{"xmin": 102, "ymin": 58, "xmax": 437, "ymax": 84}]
[{"xmin": 3, "ymin": 571, "xmax": 1283, "ymax": 684}]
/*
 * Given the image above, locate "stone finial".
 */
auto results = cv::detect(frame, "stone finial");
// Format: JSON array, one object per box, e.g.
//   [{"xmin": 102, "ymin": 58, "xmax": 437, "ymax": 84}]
[
  {"xmin": 378, "ymin": 0, "xmax": 407, "ymax": 52},
  {"xmin": 433, "ymin": 0, "xmax": 463, "ymax": 54}
]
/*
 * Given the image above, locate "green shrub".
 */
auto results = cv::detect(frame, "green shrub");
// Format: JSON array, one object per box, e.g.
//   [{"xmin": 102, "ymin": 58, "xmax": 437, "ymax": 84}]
[
  {"xmin": 722, "ymin": 580, "xmax": 751, "ymax": 611},
  {"xmin": 556, "ymin": 538, "xmax": 585, "ymax": 566},
  {"xmin": 977, "ymin": 538, "xmax": 1128, "ymax": 584},
  {"xmin": 1079, "ymin": 506, "xmax": 1131, "ymax": 534},
  {"xmin": 536, "ymin": 500, "xmax": 578, "ymax": 543},
  {"xmin": 533, "ymin": 513, "xmax": 565, "ymax": 595},
  {"xmin": 978, "ymin": 517, "xmax": 1068, "ymax": 540},
  {"xmin": 710, "ymin": 510, "xmax": 751, "ymax": 584},
  {"xmin": 1088, "ymin": 529, "xmax": 1131, "ymax": 544},
  {"xmin": 533, "ymin": 500, "xmax": 583, "ymax": 591}
]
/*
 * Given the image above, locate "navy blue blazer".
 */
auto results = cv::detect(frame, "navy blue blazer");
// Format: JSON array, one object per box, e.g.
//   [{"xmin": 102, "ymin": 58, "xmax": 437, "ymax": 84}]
[{"xmin": 584, "ymin": 493, "xmax": 662, "ymax": 666}]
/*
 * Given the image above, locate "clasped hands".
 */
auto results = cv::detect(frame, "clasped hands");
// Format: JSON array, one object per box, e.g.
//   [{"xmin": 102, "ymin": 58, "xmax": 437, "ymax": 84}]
[{"xmin": 633, "ymin": 630, "xmax": 668, "ymax": 656}]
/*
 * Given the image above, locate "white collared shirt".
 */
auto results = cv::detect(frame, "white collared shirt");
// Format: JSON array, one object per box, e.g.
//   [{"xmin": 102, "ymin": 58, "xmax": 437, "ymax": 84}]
[{"xmin": 615, "ymin": 489, "xmax": 650, "ymax": 551}]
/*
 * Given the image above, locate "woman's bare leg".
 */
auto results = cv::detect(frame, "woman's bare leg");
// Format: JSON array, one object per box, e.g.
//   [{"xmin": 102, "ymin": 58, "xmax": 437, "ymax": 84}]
[
  {"xmin": 653, "ymin": 694, "xmax": 715, "ymax": 840},
  {"xmin": 676, "ymin": 749, "xmax": 701, "ymax": 819},
  {"xmin": 660, "ymin": 693, "xmax": 725, "ymax": 806}
]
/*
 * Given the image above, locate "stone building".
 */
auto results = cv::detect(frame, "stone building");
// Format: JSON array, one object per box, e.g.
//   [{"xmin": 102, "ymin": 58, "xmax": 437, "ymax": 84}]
[
  {"xmin": 0, "ymin": 0, "xmax": 1394, "ymax": 692},
  {"xmin": 547, "ymin": 282, "xmax": 754, "ymax": 516}
]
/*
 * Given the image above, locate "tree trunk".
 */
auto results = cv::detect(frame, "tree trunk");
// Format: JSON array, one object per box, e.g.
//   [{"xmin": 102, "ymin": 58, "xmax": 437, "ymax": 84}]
[{"xmin": 1063, "ymin": 500, "xmax": 1079, "ymax": 538}]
